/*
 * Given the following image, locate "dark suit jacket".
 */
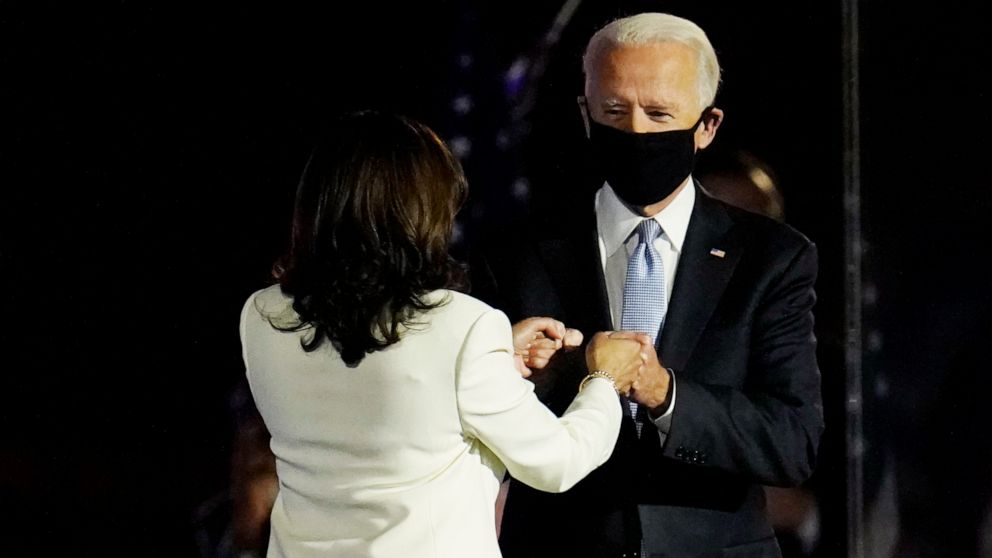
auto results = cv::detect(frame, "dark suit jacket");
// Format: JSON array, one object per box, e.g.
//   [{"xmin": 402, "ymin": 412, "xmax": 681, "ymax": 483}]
[{"xmin": 480, "ymin": 186, "xmax": 824, "ymax": 558}]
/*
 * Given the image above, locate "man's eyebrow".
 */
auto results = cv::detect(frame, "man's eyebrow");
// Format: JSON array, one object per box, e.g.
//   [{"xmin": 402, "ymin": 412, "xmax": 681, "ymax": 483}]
[{"xmin": 600, "ymin": 97, "xmax": 678, "ymax": 110}]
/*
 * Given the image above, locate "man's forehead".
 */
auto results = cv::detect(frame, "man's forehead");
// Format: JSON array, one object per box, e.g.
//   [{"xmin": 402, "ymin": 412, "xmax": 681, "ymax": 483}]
[
  {"xmin": 585, "ymin": 46, "xmax": 698, "ymax": 104},
  {"xmin": 586, "ymin": 43, "xmax": 696, "ymax": 83},
  {"xmin": 589, "ymin": 41, "xmax": 695, "ymax": 67}
]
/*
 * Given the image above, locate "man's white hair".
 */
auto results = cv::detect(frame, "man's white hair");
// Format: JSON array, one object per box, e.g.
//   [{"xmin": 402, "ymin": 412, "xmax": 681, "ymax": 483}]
[{"xmin": 582, "ymin": 13, "xmax": 722, "ymax": 108}]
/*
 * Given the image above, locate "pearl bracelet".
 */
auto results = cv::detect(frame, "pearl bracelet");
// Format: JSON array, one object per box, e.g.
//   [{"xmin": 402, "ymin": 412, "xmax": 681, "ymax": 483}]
[{"xmin": 579, "ymin": 369, "xmax": 619, "ymax": 394}]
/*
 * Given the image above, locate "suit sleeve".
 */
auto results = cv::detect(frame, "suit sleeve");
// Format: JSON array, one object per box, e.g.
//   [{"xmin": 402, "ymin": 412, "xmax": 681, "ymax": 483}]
[
  {"xmin": 662, "ymin": 242, "xmax": 824, "ymax": 486},
  {"xmin": 455, "ymin": 308, "xmax": 622, "ymax": 493}
]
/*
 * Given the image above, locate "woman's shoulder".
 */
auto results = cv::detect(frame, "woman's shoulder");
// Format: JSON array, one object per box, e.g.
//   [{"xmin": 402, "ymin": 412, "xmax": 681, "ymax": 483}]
[
  {"xmin": 426, "ymin": 290, "xmax": 512, "ymax": 332},
  {"xmin": 243, "ymin": 284, "xmax": 287, "ymax": 309},
  {"xmin": 241, "ymin": 284, "xmax": 294, "ymax": 325},
  {"xmin": 426, "ymin": 290, "xmax": 512, "ymax": 349},
  {"xmin": 432, "ymin": 289, "xmax": 497, "ymax": 316}
]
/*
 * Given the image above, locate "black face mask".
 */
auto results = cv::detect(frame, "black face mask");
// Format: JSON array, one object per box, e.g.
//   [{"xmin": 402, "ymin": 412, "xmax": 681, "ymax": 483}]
[{"xmin": 587, "ymin": 110, "xmax": 709, "ymax": 207}]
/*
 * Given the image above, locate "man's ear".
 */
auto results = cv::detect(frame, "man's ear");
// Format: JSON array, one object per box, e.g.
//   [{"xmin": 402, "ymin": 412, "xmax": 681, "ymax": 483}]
[
  {"xmin": 695, "ymin": 107, "xmax": 724, "ymax": 150},
  {"xmin": 577, "ymin": 96, "xmax": 591, "ymax": 137}
]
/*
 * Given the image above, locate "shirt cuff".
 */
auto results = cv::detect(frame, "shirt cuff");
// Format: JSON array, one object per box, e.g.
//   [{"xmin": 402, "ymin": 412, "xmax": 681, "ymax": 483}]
[{"xmin": 651, "ymin": 369, "xmax": 676, "ymax": 444}]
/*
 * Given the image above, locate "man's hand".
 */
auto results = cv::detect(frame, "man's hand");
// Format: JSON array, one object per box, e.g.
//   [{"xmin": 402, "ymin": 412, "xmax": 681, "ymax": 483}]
[
  {"xmin": 621, "ymin": 332, "xmax": 672, "ymax": 416},
  {"xmin": 511, "ymin": 317, "xmax": 583, "ymax": 377}
]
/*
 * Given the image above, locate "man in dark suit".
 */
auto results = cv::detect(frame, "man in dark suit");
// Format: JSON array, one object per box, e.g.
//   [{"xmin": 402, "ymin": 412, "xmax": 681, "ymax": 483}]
[{"xmin": 487, "ymin": 12, "xmax": 824, "ymax": 558}]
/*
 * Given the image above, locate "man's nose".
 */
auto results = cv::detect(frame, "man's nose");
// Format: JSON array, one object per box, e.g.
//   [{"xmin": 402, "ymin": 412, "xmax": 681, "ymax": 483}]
[{"xmin": 629, "ymin": 111, "xmax": 653, "ymax": 133}]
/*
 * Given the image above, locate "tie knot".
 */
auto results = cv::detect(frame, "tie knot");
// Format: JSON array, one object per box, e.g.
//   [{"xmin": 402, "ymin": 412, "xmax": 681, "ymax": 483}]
[{"xmin": 635, "ymin": 219, "xmax": 662, "ymax": 245}]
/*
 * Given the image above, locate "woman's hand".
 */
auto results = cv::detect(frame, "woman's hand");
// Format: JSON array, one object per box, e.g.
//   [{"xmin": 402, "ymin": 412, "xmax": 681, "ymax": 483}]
[{"xmin": 511, "ymin": 317, "xmax": 583, "ymax": 377}]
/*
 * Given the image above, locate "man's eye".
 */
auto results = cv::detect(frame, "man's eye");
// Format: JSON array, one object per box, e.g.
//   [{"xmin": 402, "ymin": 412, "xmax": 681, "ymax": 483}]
[
  {"xmin": 605, "ymin": 108, "xmax": 626, "ymax": 116},
  {"xmin": 648, "ymin": 111, "xmax": 671, "ymax": 119}
]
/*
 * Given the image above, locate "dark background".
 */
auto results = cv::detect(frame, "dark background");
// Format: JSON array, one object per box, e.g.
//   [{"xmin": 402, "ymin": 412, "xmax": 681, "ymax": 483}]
[{"xmin": 2, "ymin": 1, "xmax": 988, "ymax": 556}]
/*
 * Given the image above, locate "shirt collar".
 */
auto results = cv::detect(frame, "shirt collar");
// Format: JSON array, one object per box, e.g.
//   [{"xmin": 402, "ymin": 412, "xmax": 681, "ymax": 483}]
[{"xmin": 595, "ymin": 178, "xmax": 695, "ymax": 258}]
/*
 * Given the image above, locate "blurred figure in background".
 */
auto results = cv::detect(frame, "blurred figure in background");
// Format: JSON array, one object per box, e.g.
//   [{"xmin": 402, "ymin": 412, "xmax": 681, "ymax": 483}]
[
  {"xmin": 194, "ymin": 381, "xmax": 277, "ymax": 558},
  {"xmin": 697, "ymin": 147, "xmax": 784, "ymax": 222},
  {"xmin": 228, "ymin": 382, "xmax": 278, "ymax": 558}
]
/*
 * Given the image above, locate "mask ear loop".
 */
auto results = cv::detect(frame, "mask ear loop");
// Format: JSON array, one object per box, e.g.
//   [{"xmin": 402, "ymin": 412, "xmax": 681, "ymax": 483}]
[
  {"xmin": 577, "ymin": 95, "xmax": 591, "ymax": 123},
  {"xmin": 691, "ymin": 106, "xmax": 718, "ymax": 164},
  {"xmin": 695, "ymin": 105, "xmax": 716, "ymax": 130},
  {"xmin": 577, "ymin": 96, "xmax": 596, "ymax": 138}
]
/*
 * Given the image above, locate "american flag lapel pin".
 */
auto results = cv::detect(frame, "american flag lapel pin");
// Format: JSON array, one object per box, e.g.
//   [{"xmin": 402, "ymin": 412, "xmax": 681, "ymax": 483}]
[{"xmin": 709, "ymin": 248, "xmax": 726, "ymax": 258}]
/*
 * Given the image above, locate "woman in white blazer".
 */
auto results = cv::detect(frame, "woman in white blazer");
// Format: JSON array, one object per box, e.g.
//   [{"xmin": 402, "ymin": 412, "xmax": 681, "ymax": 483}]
[{"xmin": 240, "ymin": 111, "xmax": 644, "ymax": 558}]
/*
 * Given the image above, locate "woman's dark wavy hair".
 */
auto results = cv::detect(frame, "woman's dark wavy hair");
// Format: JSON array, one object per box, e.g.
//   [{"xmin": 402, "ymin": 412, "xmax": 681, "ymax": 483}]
[{"xmin": 271, "ymin": 111, "xmax": 469, "ymax": 366}]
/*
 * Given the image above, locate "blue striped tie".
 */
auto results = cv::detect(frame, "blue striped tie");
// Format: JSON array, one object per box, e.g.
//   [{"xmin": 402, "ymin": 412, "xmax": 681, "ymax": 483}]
[{"xmin": 619, "ymin": 219, "xmax": 666, "ymax": 436}]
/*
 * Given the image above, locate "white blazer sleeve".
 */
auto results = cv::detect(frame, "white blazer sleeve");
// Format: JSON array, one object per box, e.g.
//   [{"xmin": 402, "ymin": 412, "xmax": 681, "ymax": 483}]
[{"xmin": 455, "ymin": 308, "xmax": 621, "ymax": 493}]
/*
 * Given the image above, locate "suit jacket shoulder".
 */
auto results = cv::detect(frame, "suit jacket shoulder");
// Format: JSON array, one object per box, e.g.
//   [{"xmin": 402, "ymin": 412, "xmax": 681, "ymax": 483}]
[{"xmin": 701, "ymin": 189, "xmax": 814, "ymax": 257}]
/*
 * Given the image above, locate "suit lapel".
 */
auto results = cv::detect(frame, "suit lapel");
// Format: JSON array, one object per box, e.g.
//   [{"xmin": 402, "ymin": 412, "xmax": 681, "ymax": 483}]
[{"xmin": 659, "ymin": 188, "xmax": 741, "ymax": 371}]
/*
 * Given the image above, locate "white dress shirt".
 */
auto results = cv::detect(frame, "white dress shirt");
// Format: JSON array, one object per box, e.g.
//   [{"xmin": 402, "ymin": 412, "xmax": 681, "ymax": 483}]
[{"xmin": 595, "ymin": 180, "xmax": 695, "ymax": 443}]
